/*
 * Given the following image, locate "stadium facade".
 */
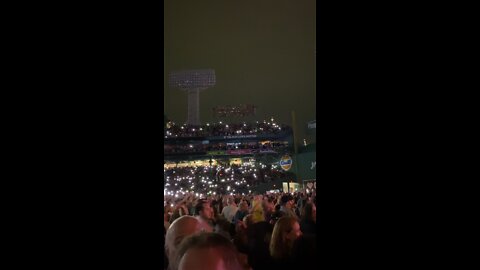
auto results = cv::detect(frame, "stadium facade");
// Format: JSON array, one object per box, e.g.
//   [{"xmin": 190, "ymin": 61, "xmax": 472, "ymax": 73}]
[{"xmin": 163, "ymin": 120, "xmax": 316, "ymax": 195}]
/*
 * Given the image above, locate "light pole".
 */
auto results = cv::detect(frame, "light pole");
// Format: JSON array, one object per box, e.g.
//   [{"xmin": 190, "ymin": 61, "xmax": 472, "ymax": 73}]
[{"xmin": 168, "ymin": 69, "xmax": 216, "ymax": 125}]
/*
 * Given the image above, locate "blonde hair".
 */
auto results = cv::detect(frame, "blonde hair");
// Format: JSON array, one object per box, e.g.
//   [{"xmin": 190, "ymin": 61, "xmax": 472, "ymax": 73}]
[
  {"xmin": 251, "ymin": 199, "xmax": 265, "ymax": 223},
  {"xmin": 269, "ymin": 216, "xmax": 297, "ymax": 260}
]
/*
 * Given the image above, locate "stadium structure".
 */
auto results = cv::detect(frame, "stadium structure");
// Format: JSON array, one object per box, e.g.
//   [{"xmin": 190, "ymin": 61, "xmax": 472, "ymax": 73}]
[{"xmin": 163, "ymin": 119, "xmax": 305, "ymax": 195}]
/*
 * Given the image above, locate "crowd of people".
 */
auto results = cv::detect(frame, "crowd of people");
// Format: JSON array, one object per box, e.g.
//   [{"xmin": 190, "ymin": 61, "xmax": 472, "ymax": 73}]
[
  {"xmin": 163, "ymin": 191, "xmax": 316, "ymax": 270},
  {"xmin": 164, "ymin": 120, "xmax": 291, "ymax": 138},
  {"xmin": 164, "ymin": 118, "xmax": 316, "ymax": 269},
  {"xmin": 164, "ymin": 164, "xmax": 294, "ymax": 196},
  {"xmin": 164, "ymin": 140, "xmax": 289, "ymax": 155}
]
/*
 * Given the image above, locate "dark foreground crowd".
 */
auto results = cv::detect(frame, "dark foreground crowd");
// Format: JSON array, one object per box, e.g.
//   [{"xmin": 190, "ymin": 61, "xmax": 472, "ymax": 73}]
[{"xmin": 163, "ymin": 191, "xmax": 317, "ymax": 270}]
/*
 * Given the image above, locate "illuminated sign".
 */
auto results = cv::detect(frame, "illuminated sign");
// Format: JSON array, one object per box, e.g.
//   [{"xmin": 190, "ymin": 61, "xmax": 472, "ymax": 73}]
[
  {"xmin": 279, "ymin": 155, "xmax": 292, "ymax": 171},
  {"xmin": 226, "ymin": 149, "xmax": 253, "ymax": 155}
]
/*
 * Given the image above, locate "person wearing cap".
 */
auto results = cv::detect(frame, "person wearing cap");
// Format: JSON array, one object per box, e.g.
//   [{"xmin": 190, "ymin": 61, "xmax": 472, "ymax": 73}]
[{"xmin": 279, "ymin": 194, "xmax": 298, "ymax": 219}]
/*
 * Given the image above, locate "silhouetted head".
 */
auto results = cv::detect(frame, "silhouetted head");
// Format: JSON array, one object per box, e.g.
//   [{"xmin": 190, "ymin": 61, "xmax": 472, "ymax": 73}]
[
  {"xmin": 165, "ymin": 216, "xmax": 212, "ymax": 269},
  {"xmin": 175, "ymin": 232, "xmax": 245, "ymax": 270}
]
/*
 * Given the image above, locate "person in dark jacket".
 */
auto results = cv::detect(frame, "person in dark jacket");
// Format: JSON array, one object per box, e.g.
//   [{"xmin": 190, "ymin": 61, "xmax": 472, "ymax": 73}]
[
  {"xmin": 290, "ymin": 234, "xmax": 317, "ymax": 268},
  {"xmin": 279, "ymin": 194, "xmax": 298, "ymax": 219},
  {"xmin": 233, "ymin": 201, "xmax": 249, "ymax": 225},
  {"xmin": 245, "ymin": 198, "xmax": 273, "ymax": 270},
  {"xmin": 299, "ymin": 202, "xmax": 316, "ymax": 235}
]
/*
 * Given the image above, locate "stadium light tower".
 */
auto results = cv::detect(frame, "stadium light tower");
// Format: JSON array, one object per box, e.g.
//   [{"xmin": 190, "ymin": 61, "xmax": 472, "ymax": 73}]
[{"xmin": 168, "ymin": 69, "xmax": 216, "ymax": 125}]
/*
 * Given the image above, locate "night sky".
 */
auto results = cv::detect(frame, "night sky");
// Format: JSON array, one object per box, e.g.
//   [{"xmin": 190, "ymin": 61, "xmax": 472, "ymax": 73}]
[{"xmin": 164, "ymin": 0, "xmax": 316, "ymax": 144}]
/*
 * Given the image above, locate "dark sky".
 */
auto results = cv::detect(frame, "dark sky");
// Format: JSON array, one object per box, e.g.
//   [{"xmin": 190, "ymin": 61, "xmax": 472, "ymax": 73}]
[{"xmin": 164, "ymin": 0, "xmax": 316, "ymax": 143}]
